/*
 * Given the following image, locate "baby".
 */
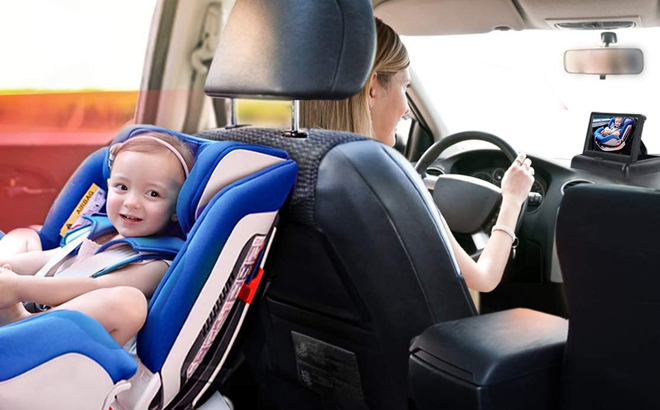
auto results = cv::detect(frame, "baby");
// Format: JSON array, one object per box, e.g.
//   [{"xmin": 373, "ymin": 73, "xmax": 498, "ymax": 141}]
[
  {"xmin": 594, "ymin": 117, "xmax": 625, "ymax": 148},
  {"xmin": 602, "ymin": 117, "xmax": 623, "ymax": 137},
  {"xmin": 0, "ymin": 132, "xmax": 194, "ymax": 345}
]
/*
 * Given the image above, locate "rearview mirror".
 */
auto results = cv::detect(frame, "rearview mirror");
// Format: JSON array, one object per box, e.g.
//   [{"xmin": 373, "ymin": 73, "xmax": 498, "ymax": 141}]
[{"xmin": 564, "ymin": 48, "xmax": 643, "ymax": 75}]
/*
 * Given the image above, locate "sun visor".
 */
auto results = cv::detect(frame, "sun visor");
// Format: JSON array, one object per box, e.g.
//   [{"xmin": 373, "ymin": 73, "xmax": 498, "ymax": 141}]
[
  {"xmin": 375, "ymin": 0, "xmax": 524, "ymax": 36},
  {"xmin": 204, "ymin": 0, "xmax": 376, "ymax": 101}
]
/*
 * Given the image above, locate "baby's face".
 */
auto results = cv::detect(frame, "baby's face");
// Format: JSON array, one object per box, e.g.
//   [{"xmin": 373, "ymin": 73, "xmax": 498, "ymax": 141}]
[
  {"xmin": 614, "ymin": 118, "xmax": 622, "ymax": 127},
  {"xmin": 106, "ymin": 150, "xmax": 185, "ymax": 237}
]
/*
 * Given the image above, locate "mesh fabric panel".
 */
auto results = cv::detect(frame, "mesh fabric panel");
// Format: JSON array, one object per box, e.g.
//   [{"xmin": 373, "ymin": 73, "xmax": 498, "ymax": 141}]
[{"xmin": 196, "ymin": 128, "xmax": 367, "ymax": 225}]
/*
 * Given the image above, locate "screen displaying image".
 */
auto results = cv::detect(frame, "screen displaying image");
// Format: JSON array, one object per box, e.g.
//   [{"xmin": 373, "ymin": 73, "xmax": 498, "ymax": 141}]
[{"xmin": 589, "ymin": 114, "xmax": 638, "ymax": 156}]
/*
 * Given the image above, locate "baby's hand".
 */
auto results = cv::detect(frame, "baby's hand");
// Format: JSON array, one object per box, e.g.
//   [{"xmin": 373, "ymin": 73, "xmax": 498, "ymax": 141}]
[{"xmin": 0, "ymin": 265, "xmax": 21, "ymax": 309}]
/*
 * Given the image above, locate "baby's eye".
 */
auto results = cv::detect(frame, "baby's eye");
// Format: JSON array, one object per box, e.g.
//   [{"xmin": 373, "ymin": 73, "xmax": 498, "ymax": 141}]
[
  {"xmin": 147, "ymin": 190, "xmax": 160, "ymax": 198},
  {"xmin": 114, "ymin": 183, "xmax": 128, "ymax": 191}
]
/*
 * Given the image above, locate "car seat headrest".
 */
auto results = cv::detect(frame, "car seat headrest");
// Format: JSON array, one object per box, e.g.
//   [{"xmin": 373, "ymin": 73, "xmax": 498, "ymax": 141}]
[
  {"xmin": 204, "ymin": 0, "xmax": 376, "ymax": 100},
  {"xmin": 109, "ymin": 125, "xmax": 289, "ymax": 234},
  {"xmin": 176, "ymin": 142, "xmax": 289, "ymax": 233}
]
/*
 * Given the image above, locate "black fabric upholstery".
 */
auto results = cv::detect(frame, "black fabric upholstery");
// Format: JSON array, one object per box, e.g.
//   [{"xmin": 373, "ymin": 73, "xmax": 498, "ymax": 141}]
[
  {"xmin": 557, "ymin": 184, "xmax": 660, "ymax": 410},
  {"xmin": 198, "ymin": 127, "xmax": 476, "ymax": 409},
  {"xmin": 204, "ymin": 0, "xmax": 376, "ymax": 100}
]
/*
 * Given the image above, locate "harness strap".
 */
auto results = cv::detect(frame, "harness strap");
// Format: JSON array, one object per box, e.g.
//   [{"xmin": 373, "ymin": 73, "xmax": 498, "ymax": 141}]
[
  {"xmin": 55, "ymin": 246, "xmax": 139, "ymax": 278},
  {"xmin": 34, "ymin": 231, "xmax": 89, "ymax": 278},
  {"xmin": 36, "ymin": 223, "xmax": 181, "ymax": 279}
]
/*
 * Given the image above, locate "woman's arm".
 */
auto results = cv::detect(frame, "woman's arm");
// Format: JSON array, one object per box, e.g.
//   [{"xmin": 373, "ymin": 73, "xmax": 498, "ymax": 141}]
[
  {"xmin": 0, "ymin": 260, "xmax": 168, "ymax": 309},
  {"xmin": 443, "ymin": 154, "xmax": 535, "ymax": 293}
]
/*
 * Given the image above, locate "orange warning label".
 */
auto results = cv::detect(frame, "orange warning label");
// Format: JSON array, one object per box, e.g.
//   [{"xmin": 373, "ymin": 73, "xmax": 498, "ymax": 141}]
[{"xmin": 59, "ymin": 183, "xmax": 106, "ymax": 237}]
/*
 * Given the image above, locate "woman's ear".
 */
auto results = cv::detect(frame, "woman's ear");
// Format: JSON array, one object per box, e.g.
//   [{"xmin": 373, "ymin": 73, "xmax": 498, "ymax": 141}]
[{"xmin": 368, "ymin": 72, "xmax": 379, "ymax": 109}]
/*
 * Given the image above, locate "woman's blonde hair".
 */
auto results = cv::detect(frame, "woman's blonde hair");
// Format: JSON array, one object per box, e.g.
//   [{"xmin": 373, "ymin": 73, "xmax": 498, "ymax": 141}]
[{"xmin": 300, "ymin": 18, "xmax": 410, "ymax": 137}]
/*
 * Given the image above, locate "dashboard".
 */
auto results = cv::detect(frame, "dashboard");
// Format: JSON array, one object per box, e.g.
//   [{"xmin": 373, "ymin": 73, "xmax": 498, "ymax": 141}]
[
  {"xmin": 419, "ymin": 142, "xmax": 660, "ymax": 319},
  {"xmin": 425, "ymin": 146, "xmax": 660, "ymax": 288}
]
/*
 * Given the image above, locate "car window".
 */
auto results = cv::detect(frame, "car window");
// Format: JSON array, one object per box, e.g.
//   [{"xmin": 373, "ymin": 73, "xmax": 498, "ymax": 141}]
[
  {"xmin": 237, "ymin": 100, "xmax": 290, "ymax": 128},
  {"xmin": 404, "ymin": 28, "xmax": 660, "ymax": 162},
  {"xmin": 0, "ymin": 0, "xmax": 157, "ymax": 143}
]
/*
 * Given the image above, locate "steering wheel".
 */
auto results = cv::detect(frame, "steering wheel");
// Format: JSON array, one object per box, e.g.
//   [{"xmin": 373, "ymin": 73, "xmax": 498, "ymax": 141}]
[{"xmin": 415, "ymin": 131, "xmax": 527, "ymax": 258}]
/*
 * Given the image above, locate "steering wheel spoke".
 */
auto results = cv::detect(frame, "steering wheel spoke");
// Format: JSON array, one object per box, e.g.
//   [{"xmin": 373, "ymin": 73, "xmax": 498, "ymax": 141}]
[
  {"xmin": 471, "ymin": 230, "xmax": 489, "ymax": 250},
  {"xmin": 423, "ymin": 174, "xmax": 439, "ymax": 191},
  {"xmin": 470, "ymin": 230, "xmax": 489, "ymax": 261}
]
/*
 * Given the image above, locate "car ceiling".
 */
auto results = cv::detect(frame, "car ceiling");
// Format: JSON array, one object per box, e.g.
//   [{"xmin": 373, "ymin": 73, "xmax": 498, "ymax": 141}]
[{"xmin": 373, "ymin": 0, "xmax": 660, "ymax": 35}]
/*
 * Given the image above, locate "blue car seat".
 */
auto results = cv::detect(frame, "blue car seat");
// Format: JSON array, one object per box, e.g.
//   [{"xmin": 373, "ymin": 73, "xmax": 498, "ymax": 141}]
[
  {"xmin": 594, "ymin": 117, "xmax": 635, "ymax": 151},
  {"xmin": 0, "ymin": 125, "xmax": 298, "ymax": 410}
]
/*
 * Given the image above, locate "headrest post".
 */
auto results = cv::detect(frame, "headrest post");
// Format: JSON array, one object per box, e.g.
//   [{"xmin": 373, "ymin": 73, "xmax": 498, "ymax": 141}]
[
  {"xmin": 229, "ymin": 98, "xmax": 237, "ymax": 127},
  {"xmin": 281, "ymin": 100, "xmax": 307, "ymax": 138},
  {"xmin": 291, "ymin": 100, "xmax": 300, "ymax": 133}
]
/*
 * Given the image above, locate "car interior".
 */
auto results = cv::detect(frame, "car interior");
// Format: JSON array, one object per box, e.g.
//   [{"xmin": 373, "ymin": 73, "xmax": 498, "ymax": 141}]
[{"xmin": 1, "ymin": 0, "xmax": 660, "ymax": 409}]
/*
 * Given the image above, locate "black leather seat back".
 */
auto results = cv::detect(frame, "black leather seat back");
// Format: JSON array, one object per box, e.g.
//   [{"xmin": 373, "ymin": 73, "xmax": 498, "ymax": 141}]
[
  {"xmin": 197, "ymin": 128, "xmax": 476, "ymax": 409},
  {"xmin": 201, "ymin": 0, "xmax": 475, "ymax": 407},
  {"xmin": 557, "ymin": 184, "xmax": 660, "ymax": 410}
]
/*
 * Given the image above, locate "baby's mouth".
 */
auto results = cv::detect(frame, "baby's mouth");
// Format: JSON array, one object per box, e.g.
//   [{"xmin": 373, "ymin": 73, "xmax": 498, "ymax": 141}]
[{"xmin": 120, "ymin": 214, "xmax": 143, "ymax": 222}]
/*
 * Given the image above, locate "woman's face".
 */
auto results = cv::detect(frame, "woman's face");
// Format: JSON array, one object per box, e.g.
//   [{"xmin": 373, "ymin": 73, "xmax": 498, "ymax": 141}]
[{"xmin": 370, "ymin": 68, "xmax": 411, "ymax": 146}]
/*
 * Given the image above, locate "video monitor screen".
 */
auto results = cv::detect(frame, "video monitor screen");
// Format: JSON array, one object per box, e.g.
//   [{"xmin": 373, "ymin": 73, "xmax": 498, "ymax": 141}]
[{"xmin": 586, "ymin": 114, "xmax": 639, "ymax": 157}]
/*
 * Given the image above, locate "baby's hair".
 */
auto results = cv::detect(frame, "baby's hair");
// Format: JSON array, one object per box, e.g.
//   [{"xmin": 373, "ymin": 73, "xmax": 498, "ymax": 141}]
[{"xmin": 109, "ymin": 132, "xmax": 195, "ymax": 179}]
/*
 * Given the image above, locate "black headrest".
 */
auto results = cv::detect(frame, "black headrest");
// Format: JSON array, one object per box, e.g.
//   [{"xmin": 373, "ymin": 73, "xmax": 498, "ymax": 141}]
[{"xmin": 204, "ymin": 0, "xmax": 376, "ymax": 100}]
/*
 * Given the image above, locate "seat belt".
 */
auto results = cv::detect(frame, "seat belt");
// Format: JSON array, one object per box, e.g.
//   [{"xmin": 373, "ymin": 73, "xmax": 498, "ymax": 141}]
[{"xmin": 182, "ymin": 3, "xmax": 222, "ymax": 134}]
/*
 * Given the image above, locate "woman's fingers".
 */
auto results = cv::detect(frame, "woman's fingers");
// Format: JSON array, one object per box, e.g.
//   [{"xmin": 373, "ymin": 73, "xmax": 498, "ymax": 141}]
[
  {"xmin": 522, "ymin": 158, "xmax": 535, "ymax": 176},
  {"xmin": 501, "ymin": 153, "xmax": 536, "ymax": 206}
]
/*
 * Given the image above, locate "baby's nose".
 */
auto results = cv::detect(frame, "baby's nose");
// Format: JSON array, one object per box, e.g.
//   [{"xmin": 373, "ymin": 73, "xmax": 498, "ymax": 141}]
[{"xmin": 124, "ymin": 193, "xmax": 141, "ymax": 208}]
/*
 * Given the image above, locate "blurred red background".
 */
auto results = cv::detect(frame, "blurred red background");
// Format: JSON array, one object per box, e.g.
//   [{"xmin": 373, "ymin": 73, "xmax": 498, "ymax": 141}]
[{"xmin": 0, "ymin": 90, "xmax": 138, "ymax": 231}]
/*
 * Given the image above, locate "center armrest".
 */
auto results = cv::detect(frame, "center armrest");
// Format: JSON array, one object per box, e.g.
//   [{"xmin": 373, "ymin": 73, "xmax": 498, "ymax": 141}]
[{"xmin": 409, "ymin": 308, "xmax": 568, "ymax": 410}]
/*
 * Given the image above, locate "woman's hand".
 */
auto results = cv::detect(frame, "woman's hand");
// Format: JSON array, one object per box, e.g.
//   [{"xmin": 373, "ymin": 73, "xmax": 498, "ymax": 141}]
[
  {"xmin": 501, "ymin": 153, "xmax": 535, "ymax": 207},
  {"xmin": 0, "ymin": 264, "xmax": 21, "ymax": 309},
  {"xmin": 447, "ymin": 153, "xmax": 535, "ymax": 293}
]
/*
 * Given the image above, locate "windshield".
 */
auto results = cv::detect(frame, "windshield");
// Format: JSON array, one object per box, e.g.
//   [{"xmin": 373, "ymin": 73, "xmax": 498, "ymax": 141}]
[{"xmin": 403, "ymin": 28, "xmax": 660, "ymax": 162}]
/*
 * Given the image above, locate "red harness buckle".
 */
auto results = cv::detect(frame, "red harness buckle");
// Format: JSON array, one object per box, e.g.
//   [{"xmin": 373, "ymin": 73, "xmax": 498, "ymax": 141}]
[{"xmin": 238, "ymin": 267, "xmax": 264, "ymax": 304}]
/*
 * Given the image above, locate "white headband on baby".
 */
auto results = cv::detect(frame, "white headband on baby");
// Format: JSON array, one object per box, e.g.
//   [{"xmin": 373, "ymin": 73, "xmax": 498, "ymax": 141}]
[{"xmin": 109, "ymin": 135, "xmax": 190, "ymax": 177}]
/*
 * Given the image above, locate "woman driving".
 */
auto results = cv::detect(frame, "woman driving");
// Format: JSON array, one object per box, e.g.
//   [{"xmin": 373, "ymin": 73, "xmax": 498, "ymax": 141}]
[{"xmin": 301, "ymin": 18, "xmax": 535, "ymax": 293}]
